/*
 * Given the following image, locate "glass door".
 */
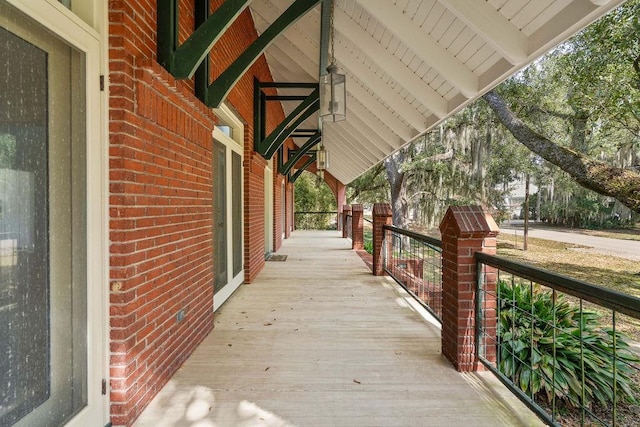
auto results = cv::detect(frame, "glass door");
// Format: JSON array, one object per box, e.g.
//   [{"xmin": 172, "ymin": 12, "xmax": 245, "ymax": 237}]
[
  {"xmin": 281, "ymin": 180, "xmax": 286, "ymax": 239},
  {"xmin": 264, "ymin": 162, "xmax": 273, "ymax": 256},
  {"xmin": 212, "ymin": 116, "xmax": 244, "ymax": 311},
  {"xmin": 0, "ymin": 2, "xmax": 95, "ymax": 425},
  {"xmin": 213, "ymin": 140, "xmax": 228, "ymax": 291}
]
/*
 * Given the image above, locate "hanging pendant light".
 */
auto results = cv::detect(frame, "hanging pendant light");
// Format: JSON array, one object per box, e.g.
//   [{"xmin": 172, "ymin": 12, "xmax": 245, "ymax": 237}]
[
  {"xmin": 316, "ymin": 169, "xmax": 325, "ymax": 180},
  {"xmin": 320, "ymin": 0, "xmax": 346, "ymax": 122},
  {"xmin": 316, "ymin": 144, "xmax": 329, "ymax": 171}
]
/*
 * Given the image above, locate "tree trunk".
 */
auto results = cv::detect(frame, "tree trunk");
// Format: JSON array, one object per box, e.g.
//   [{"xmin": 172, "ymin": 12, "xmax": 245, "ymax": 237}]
[
  {"xmin": 384, "ymin": 152, "xmax": 408, "ymax": 228},
  {"xmin": 535, "ymin": 183, "xmax": 541, "ymax": 222},
  {"xmin": 483, "ymin": 90, "xmax": 640, "ymax": 213}
]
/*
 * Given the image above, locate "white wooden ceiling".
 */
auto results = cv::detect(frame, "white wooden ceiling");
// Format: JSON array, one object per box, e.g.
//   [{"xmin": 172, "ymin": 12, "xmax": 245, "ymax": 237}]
[{"xmin": 249, "ymin": 0, "xmax": 626, "ymax": 184}]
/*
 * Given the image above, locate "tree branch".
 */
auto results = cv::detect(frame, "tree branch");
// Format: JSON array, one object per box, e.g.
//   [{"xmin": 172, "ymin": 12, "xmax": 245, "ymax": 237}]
[
  {"xmin": 483, "ymin": 90, "xmax": 640, "ymax": 213},
  {"xmin": 528, "ymin": 106, "xmax": 574, "ymax": 121},
  {"xmin": 425, "ymin": 149, "xmax": 454, "ymax": 162}
]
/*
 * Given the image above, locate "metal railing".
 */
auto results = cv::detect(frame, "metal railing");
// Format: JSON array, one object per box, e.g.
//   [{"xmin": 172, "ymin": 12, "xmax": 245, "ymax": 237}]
[
  {"xmin": 476, "ymin": 253, "xmax": 640, "ymax": 427},
  {"xmin": 382, "ymin": 225, "xmax": 443, "ymax": 322},
  {"xmin": 357, "ymin": 212, "xmax": 639, "ymax": 425},
  {"xmin": 294, "ymin": 211, "xmax": 338, "ymax": 230}
]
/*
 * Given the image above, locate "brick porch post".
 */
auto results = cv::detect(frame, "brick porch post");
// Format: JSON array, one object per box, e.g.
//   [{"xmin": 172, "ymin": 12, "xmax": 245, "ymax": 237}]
[
  {"xmin": 351, "ymin": 204, "xmax": 364, "ymax": 250},
  {"xmin": 372, "ymin": 203, "xmax": 392, "ymax": 276},
  {"xmin": 439, "ymin": 205, "xmax": 499, "ymax": 371},
  {"xmin": 342, "ymin": 205, "xmax": 351, "ymax": 238}
]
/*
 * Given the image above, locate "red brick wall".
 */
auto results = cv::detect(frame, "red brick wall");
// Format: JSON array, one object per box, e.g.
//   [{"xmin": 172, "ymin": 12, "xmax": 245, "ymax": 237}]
[
  {"xmin": 108, "ymin": 1, "xmax": 285, "ymax": 425},
  {"xmin": 244, "ymin": 136, "xmax": 267, "ymax": 283}
]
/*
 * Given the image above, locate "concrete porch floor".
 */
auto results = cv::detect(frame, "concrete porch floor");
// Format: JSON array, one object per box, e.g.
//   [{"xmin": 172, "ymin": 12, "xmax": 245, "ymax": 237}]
[{"xmin": 133, "ymin": 230, "xmax": 542, "ymax": 427}]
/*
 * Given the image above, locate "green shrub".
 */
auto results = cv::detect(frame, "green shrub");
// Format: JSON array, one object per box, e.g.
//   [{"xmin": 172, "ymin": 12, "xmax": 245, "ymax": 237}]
[
  {"xmin": 497, "ymin": 280, "xmax": 639, "ymax": 408},
  {"xmin": 363, "ymin": 240, "xmax": 373, "ymax": 255}
]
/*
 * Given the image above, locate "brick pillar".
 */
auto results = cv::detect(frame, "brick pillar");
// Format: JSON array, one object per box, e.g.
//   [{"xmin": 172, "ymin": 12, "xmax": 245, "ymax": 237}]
[
  {"xmin": 351, "ymin": 204, "xmax": 364, "ymax": 250},
  {"xmin": 342, "ymin": 205, "xmax": 351, "ymax": 238},
  {"xmin": 372, "ymin": 203, "xmax": 392, "ymax": 276},
  {"xmin": 439, "ymin": 206, "xmax": 499, "ymax": 372},
  {"xmin": 336, "ymin": 183, "xmax": 346, "ymax": 231}
]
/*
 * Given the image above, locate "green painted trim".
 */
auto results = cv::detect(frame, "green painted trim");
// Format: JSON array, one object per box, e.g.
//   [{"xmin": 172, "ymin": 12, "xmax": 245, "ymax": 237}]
[
  {"xmin": 174, "ymin": 0, "xmax": 251, "ymax": 79},
  {"xmin": 289, "ymin": 153, "xmax": 317, "ymax": 183},
  {"xmin": 157, "ymin": 0, "xmax": 250, "ymax": 79},
  {"xmin": 194, "ymin": 0, "xmax": 210, "ymax": 104},
  {"xmin": 253, "ymin": 77, "xmax": 263, "ymax": 154},
  {"xmin": 280, "ymin": 131, "xmax": 321, "ymax": 175},
  {"xmin": 265, "ymin": 95, "xmax": 310, "ymax": 101},
  {"xmin": 291, "ymin": 128, "xmax": 319, "ymax": 136},
  {"xmin": 157, "ymin": 0, "xmax": 179, "ymax": 71},
  {"xmin": 259, "ymin": 82, "xmax": 318, "ymax": 89},
  {"xmin": 265, "ymin": 99, "xmax": 318, "ymax": 159},
  {"xmin": 206, "ymin": 0, "xmax": 321, "ymax": 107},
  {"xmin": 257, "ymin": 88, "xmax": 320, "ymax": 159},
  {"xmin": 278, "ymin": 146, "xmax": 285, "ymax": 173}
]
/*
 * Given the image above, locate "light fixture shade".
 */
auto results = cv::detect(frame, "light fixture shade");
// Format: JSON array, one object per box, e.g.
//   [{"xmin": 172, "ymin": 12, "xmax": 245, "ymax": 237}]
[
  {"xmin": 316, "ymin": 169, "xmax": 325, "ymax": 179},
  {"xmin": 316, "ymin": 145, "xmax": 329, "ymax": 170},
  {"xmin": 320, "ymin": 64, "xmax": 346, "ymax": 122}
]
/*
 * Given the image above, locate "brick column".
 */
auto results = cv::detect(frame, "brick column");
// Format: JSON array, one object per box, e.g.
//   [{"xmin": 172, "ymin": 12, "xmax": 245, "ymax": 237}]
[
  {"xmin": 439, "ymin": 206, "xmax": 499, "ymax": 372},
  {"xmin": 372, "ymin": 203, "xmax": 392, "ymax": 276},
  {"xmin": 336, "ymin": 183, "xmax": 347, "ymax": 231},
  {"xmin": 342, "ymin": 205, "xmax": 351, "ymax": 238},
  {"xmin": 351, "ymin": 204, "xmax": 364, "ymax": 250}
]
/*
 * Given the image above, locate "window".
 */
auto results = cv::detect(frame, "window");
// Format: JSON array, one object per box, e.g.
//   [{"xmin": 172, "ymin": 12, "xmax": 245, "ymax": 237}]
[{"xmin": 0, "ymin": 1, "xmax": 104, "ymax": 425}]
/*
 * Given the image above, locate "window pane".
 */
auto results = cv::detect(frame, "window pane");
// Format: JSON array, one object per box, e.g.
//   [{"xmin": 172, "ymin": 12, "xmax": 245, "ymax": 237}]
[
  {"xmin": 0, "ymin": 3, "xmax": 87, "ymax": 425},
  {"xmin": 0, "ymin": 25, "xmax": 50, "ymax": 425},
  {"xmin": 232, "ymin": 152, "xmax": 242, "ymax": 276}
]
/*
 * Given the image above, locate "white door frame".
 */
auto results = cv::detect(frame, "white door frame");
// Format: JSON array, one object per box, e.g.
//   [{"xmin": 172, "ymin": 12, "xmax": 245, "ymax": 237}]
[
  {"xmin": 212, "ymin": 104, "xmax": 244, "ymax": 311},
  {"xmin": 281, "ymin": 179, "xmax": 286, "ymax": 240},
  {"xmin": 264, "ymin": 161, "xmax": 274, "ymax": 255},
  {"xmin": 3, "ymin": 1, "xmax": 108, "ymax": 426}
]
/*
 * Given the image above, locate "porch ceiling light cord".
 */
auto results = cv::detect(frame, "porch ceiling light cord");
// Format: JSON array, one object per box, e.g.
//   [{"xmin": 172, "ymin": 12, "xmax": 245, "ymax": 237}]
[{"xmin": 319, "ymin": 0, "xmax": 346, "ymax": 122}]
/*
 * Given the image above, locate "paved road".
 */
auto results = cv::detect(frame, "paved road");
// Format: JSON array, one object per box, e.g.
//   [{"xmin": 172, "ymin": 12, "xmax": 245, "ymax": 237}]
[{"xmin": 500, "ymin": 222, "xmax": 640, "ymax": 261}]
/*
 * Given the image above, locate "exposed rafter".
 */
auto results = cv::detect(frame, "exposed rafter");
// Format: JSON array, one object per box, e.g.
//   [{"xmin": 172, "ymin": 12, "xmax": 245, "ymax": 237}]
[
  {"xmin": 438, "ymin": 0, "xmax": 528, "ymax": 65},
  {"xmin": 255, "ymin": 12, "xmax": 421, "ymax": 149},
  {"xmin": 345, "ymin": 84, "xmax": 414, "ymax": 141},
  {"xmin": 326, "ymin": 131, "xmax": 380, "ymax": 167},
  {"xmin": 251, "ymin": 0, "xmax": 319, "ymax": 55},
  {"xmin": 345, "ymin": 95, "xmax": 405, "ymax": 149},
  {"xmin": 356, "ymin": 0, "xmax": 479, "ymax": 98},
  {"xmin": 248, "ymin": 0, "xmax": 625, "ymax": 185},
  {"xmin": 322, "ymin": 134, "xmax": 372, "ymax": 170},
  {"xmin": 334, "ymin": 122, "xmax": 386, "ymax": 159},
  {"xmin": 333, "ymin": 6, "xmax": 448, "ymax": 118},
  {"xmin": 335, "ymin": 37, "xmax": 427, "ymax": 131},
  {"xmin": 343, "ymin": 109, "xmax": 398, "ymax": 153}
]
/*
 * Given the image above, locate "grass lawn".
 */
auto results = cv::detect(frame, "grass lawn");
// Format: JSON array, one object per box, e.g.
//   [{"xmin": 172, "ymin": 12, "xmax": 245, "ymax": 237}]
[
  {"xmin": 533, "ymin": 224, "xmax": 640, "ymax": 241},
  {"xmin": 497, "ymin": 232, "xmax": 640, "ymax": 345},
  {"xmin": 496, "ymin": 233, "xmax": 640, "ymax": 299}
]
